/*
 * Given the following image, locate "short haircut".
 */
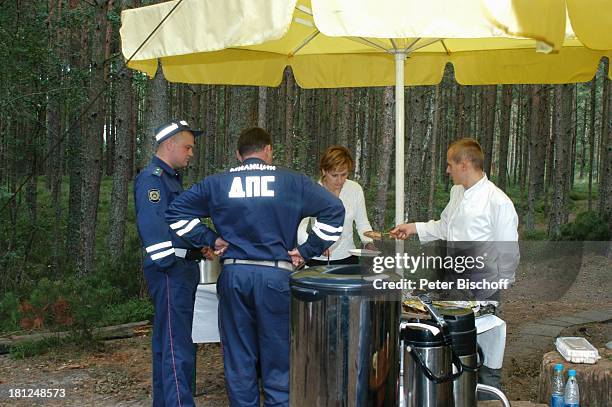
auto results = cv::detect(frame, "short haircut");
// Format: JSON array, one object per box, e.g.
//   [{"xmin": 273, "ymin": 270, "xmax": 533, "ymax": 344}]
[
  {"xmin": 237, "ymin": 127, "xmax": 272, "ymax": 157},
  {"xmin": 448, "ymin": 137, "xmax": 484, "ymax": 170},
  {"xmin": 320, "ymin": 145, "xmax": 354, "ymax": 173}
]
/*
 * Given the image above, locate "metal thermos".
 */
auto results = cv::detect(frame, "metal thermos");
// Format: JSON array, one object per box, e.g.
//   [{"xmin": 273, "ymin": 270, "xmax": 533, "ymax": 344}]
[
  {"xmin": 401, "ymin": 295, "xmax": 463, "ymax": 407},
  {"xmin": 442, "ymin": 306, "xmax": 511, "ymax": 407},
  {"xmin": 289, "ymin": 265, "xmax": 401, "ymax": 406},
  {"xmin": 441, "ymin": 307, "xmax": 480, "ymax": 407}
]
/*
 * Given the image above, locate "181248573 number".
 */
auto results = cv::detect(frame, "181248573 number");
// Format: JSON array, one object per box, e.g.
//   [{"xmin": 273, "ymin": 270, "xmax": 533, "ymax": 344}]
[{"xmin": 8, "ymin": 388, "xmax": 66, "ymax": 398}]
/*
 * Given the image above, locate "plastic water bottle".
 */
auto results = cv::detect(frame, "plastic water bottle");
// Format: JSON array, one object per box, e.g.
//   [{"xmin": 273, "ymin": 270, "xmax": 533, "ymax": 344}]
[
  {"xmin": 563, "ymin": 369, "xmax": 580, "ymax": 407},
  {"xmin": 550, "ymin": 363, "xmax": 564, "ymax": 407}
]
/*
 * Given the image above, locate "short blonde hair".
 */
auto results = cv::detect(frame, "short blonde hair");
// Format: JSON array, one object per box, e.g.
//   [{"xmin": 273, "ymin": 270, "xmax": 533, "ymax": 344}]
[
  {"xmin": 320, "ymin": 146, "xmax": 354, "ymax": 174},
  {"xmin": 448, "ymin": 138, "xmax": 484, "ymax": 170}
]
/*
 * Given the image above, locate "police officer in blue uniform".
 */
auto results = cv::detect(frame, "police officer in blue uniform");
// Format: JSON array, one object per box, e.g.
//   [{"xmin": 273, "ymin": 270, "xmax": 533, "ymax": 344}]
[
  {"xmin": 135, "ymin": 119, "xmax": 218, "ymax": 407},
  {"xmin": 165, "ymin": 127, "xmax": 345, "ymax": 406}
]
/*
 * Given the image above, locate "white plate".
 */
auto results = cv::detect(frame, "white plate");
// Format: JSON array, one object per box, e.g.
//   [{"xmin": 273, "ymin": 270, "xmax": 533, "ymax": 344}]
[{"xmin": 349, "ymin": 249, "xmax": 382, "ymax": 257}]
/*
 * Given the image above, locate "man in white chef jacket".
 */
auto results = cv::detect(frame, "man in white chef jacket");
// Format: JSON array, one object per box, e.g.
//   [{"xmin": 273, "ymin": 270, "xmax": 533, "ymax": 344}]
[{"xmin": 391, "ymin": 137, "xmax": 519, "ymax": 397}]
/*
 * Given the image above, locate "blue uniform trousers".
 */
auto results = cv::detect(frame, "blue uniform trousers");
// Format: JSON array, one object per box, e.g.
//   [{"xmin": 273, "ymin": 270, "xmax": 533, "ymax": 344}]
[
  {"xmin": 217, "ymin": 264, "xmax": 291, "ymax": 407},
  {"xmin": 145, "ymin": 262, "xmax": 199, "ymax": 407}
]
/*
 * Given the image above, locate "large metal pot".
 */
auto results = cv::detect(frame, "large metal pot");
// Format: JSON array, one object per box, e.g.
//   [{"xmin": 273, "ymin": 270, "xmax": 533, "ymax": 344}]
[
  {"xmin": 290, "ymin": 265, "xmax": 402, "ymax": 406},
  {"xmin": 199, "ymin": 257, "xmax": 221, "ymax": 284}
]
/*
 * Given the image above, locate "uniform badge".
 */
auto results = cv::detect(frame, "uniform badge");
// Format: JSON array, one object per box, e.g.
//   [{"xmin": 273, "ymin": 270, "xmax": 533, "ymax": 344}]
[{"xmin": 148, "ymin": 189, "xmax": 161, "ymax": 203}]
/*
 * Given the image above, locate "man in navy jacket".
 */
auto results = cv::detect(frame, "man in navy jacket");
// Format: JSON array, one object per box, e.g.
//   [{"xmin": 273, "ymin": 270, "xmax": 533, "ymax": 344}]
[{"xmin": 166, "ymin": 127, "xmax": 345, "ymax": 406}]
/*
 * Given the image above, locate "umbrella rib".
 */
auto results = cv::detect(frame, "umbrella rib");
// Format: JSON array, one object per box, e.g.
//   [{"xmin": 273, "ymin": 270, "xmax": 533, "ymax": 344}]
[
  {"xmin": 404, "ymin": 38, "xmax": 422, "ymax": 52},
  {"xmin": 390, "ymin": 38, "xmax": 398, "ymax": 51},
  {"xmin": 440, "ymin": 39, "xmax": 452, "ymax": 55},
  {"xmin": 406, "ymin": 38, "xmax": 443, "ymax": 54},
  {"xmin": 353, "ymin": 37, "xmax": 393, "ymax": 53},
  {"xmin": 290, "ymin": 30, "xmax": 320, "ymax": 57}
]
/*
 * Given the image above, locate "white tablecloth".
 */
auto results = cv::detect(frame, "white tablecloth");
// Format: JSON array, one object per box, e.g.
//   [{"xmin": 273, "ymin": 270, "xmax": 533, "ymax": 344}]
[
  {"xmin": 192, "ymin": 283, "xmax": 220, "ymax": 343},
  {"xmin": 475, "ymin": 314, "xmax": 506, "ymax": 369}
]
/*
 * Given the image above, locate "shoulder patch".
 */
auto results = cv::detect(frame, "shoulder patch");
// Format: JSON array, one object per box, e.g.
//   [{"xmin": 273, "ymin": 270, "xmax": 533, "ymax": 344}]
[
  {"xmin": 148, "ymin": 189, "xmax": 161, "ymax": 203},
  {"xmin": 152, "ymin": 167, "xmax": 163, "ymax": 177}
]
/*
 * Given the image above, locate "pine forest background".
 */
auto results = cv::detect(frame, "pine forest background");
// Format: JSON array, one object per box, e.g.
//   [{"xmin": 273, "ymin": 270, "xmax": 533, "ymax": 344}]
[{"xmin": 0, "ymin": 1, "xmax": 610, "ymax": 338}]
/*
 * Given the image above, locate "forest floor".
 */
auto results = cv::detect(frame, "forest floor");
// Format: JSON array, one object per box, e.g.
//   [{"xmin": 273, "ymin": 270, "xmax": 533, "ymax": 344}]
[{"xmin": 0, "ymin": 242, "xmax": 610, "ymax": 406}]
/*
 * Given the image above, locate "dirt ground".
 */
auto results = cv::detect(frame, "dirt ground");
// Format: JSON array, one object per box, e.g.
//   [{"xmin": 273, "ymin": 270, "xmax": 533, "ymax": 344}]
[{"xmin": 0, "ymin": 242, "xmax": 610, "ymax": 406}]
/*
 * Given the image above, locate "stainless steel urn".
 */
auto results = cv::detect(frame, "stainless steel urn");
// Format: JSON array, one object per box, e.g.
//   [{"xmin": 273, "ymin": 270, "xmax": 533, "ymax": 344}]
[{"xmin": 289, "ymin": 265, "xmax": 401, "ymax": 406}]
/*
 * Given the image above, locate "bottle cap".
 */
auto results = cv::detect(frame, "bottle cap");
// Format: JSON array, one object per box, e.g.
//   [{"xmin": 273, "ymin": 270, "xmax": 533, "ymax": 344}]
[
  {"xmin": 554, "ymin": 363, "xmax": 563, "ymax": 371},
  {"xmin": 568, "ymin": 369, "xmax": 576, "ymax": 376}
]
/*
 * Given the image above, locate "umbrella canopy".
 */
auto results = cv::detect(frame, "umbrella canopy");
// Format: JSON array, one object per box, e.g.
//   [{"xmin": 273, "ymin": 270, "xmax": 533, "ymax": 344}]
[
  {"xmin": 120, "ymin": 0, "xmax": 611, "ymax": 223},
  {"xmin": 121, "ymin": 0, "xmax": 610, "ymax": 86}
]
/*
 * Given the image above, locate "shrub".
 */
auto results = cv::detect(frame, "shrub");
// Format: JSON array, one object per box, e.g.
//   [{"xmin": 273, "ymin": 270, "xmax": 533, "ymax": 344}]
[
  {"xmin": 558, "ymin": 211, "xmax": 611, "ymax": 241},
  {"xmin": 101, "ymin": 298, "xmax": 154, "ymax": 327},
  {"xmin": 0, "ymin": 292, "xmax": 20, "ymax": 332}
]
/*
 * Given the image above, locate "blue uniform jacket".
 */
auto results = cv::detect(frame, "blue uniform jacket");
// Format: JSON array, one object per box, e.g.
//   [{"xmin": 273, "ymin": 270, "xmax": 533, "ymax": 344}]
[
  {"xmin": 165, "ymin": 157, "xmax": 345, "ymax": 261},
  {"xmin": 134, "ymin": 156, "xmax": 197, "ymax": 269}
]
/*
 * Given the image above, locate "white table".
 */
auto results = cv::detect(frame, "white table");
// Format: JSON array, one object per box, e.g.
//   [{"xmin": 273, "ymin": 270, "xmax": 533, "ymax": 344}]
[
  {"xmin": 475, "ymin": 314, "xmax": 506, "ymax": 369},
  {"xmin": 192, "ymin": 283, "xmax": 220, "ymax": 343}
]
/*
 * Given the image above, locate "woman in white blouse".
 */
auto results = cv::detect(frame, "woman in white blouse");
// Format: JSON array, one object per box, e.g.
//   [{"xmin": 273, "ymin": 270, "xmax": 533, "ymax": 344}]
[{"xmin": 298, "ymin": 146, "xmax": 376, "ymax": 266}]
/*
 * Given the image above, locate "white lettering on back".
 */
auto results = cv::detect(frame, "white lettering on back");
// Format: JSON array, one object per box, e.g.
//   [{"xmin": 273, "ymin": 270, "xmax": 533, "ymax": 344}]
[{"xmin": 228, "ymin": 176, "xmax": 275, "ymax": 198}]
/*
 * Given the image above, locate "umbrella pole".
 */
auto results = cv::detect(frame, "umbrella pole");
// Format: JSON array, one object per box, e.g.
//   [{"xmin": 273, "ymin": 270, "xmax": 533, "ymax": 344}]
[
  {"xmin": 394, "ymin": 51, "xmax": 406, "ymax": 226},
  {"xmin": 394, "ymin": 51, "xmax": 406, "ymax": 267}
]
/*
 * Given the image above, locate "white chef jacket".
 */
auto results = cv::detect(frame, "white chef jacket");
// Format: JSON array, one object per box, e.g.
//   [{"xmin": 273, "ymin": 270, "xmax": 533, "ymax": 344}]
[
  {"xmin": 298, "ymin": 179, "xmax": 373, "ymax": 261},
  {"xmin": 415, "ymin": 174, "xmax": 520, "ymax": 283},
  {"xmin": 416, "ymin": 174, "xmax": 518, "ymax": 369}
]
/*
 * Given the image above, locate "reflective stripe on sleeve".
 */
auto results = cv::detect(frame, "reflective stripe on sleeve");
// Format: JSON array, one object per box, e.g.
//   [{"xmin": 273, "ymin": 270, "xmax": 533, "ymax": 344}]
[
  {"xmin": 150, "ymin": 248, "xmax": 175, "ymax": 260},
  {"xmin": 314, "ymin": 220, "xmax": 343, "ymax": 234},
  {"xmin": 170, "ymin": 220, "xmax": 189, "ymax": 230},
  {"xmin": 312, "ymin": 225, "xmax": 340, "ymax": 242},
  {"xmin": 176, "ymin": 219, "xmax": 201, "ymax": 236},
  {"xmin": 145, "ymin": 241, "xmax": 172, "ymax": 253}
]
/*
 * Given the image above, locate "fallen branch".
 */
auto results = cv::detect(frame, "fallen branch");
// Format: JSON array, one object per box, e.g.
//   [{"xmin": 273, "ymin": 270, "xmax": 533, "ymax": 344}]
[{"xmin": 0, "ymin": 321, "xmax": 150, "ymax": 354}]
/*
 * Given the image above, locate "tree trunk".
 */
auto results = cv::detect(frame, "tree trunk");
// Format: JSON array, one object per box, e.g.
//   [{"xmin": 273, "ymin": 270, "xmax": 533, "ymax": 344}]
[
  {"xmin": 428, "ymin": 84, "xmax": 441, "ymax": 219},
  {"xmin": 229, "ymin": 86, "xmax": 258, "ymax": 164},
  {"xmin": 77, "ymin": 0, "xmax": 110, "ymax": 275},
  {"xmin": 497, "ymin": 85, "xmax": 512, "ymax": 190},
  {"xmin": 569, "ymin": 85, "xmax": 578, "ymax": 187},
  {"xmin": 142, "ymin": 65, "xmax": 169, "ymax": 170},
  {"xmin": 546, "ymin": 86, "xmax": 556, "ymax": 194},
  {"xmin": 284, "ymin": 69, "xmax": 295, "ymax": 166},
  {"xmin": 597, "ymin": 64, "xmax": 609, "ymax": 188},
  {"xmin": 405, "ymin": 86, "xmax": 428, "ymax": 222},
  {"xmin": 525, "ymin": 85, "xmax": 548, "ymax": 231},
  {"xmin": 481, "ymin": 85, "xmax": 497, "ymax": 176},
  {"xmin": 539, "ymin": 350, "xmax": 612, "ymax": 407},
  {"xmin": 548, "ymin": 84, "xmax": 573, "ymax": 238},
  {"xmin": 65, "ymin": 4, "xmax": 84, "ymax": 264},
  {"xmin": 373, "ymin": 87, "xmax": 394, "ymax": 230},
  {"xmin": 204, "ymin": 85, "xmax": 218, "ymax": 176},
  {"xmin": 579, "ymin": 86, "xmax": 588, "ymax": 179},
  {"xmin": 455, "ymin": 85, "xmax": 466, "ymax": 138},
  {"xmin": 258, "ymin": 86, "xmax": 267, "ymax": 128},
  {"xmin": 513, "ymin": 86, "xmax": 523, "ymax": 186},
  {"xmin": 363, "ymin": 89, "xmax": 377, "ymax": 191},
  {"xmin": 46, "ymin": 0, "xmax": 64, "ymax": 271},
  {"xmin": 598, "ymin": 60, "xmax": 611, "ymax": 234},
  {"xmin": 338, "ymin": 88, "xmax": 352, "ymax": 146},
  {"xmin": 108, "ymin": 0, "xmax": 134, "ymax": 261}
]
